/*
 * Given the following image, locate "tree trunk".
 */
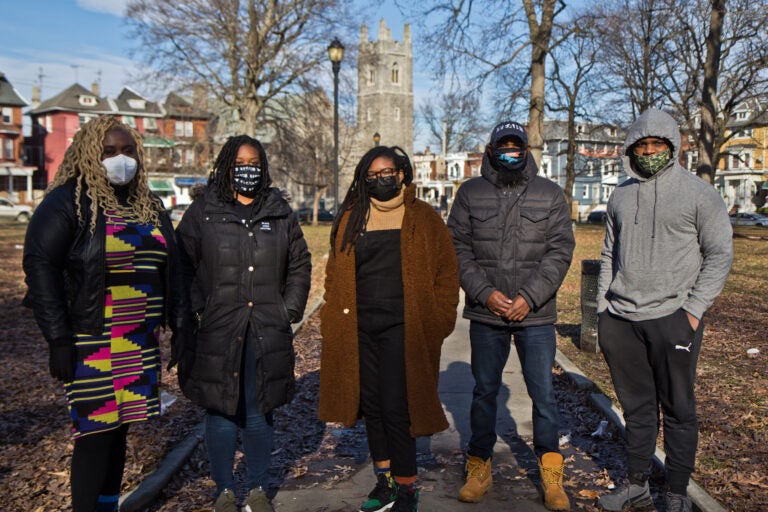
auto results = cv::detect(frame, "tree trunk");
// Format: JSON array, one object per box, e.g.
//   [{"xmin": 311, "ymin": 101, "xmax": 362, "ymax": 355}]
[
  {"xmin": 564, "ymin": 111, "xmax": 577, "ymax": 206},
  {"xmin": 312, "ymin": 186, "xmax": 327, "ymax": 227},
  {"xmin": 523, "ymin": 0, "xmax": 557, "ymax": 167},
  {"xmin": 697, "ymin": 0, "xmax": 725, "ymax": 185}
]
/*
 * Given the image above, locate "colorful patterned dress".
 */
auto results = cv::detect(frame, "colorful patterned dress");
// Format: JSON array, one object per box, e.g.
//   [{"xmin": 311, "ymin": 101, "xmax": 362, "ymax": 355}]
[{"xmin": 64, "ymin": 211, "xmax": 167, "ymax": 438}]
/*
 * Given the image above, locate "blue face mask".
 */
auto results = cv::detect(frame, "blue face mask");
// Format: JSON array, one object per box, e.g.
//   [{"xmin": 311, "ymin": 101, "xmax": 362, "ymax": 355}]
[{"xmin": 493, "ymin": 147, "xmax": 527, "ymax": 173}]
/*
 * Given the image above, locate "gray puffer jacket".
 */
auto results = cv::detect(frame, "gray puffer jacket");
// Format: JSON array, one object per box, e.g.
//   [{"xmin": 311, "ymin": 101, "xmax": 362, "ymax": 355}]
[
  {"xmin": 448, "ymin": 153, "xmax": 575, "ymax": 327},
  {"xmin": 176, "ymin": 188, "xmax": 311, "ymax": 415}
]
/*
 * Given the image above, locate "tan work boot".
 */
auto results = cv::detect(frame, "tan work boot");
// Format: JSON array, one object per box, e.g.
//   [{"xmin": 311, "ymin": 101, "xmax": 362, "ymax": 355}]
[
  {"xmin": 458, "ymin": 454, "xmax": 492, "ymax": 502},
  {"xmin": 538, "ymin": 452, "xmax": 570, "ymax": 510}
]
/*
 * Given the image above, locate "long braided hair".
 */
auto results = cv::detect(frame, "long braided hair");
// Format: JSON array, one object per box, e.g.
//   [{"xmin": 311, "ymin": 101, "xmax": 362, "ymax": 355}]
[
  {"xmin": 208, "ymin": 135, "xmax": 271, "ymax": 210},
  {"xmin": 330, "ymin": 145, "xmax": 413, "ymax": 253},
  {"xmin": 49, "ymin": 115, "xmax": 163, "ymax": 234}
]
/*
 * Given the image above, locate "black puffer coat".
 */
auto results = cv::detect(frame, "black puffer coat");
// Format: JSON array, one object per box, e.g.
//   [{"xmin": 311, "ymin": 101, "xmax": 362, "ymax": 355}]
[
  {"xmin": 23, "ymin": 180, "xmax": 185, "ymax": 344},
  {"xmin": 176, "ymin": 188, "xmax": 311, "ymax": 416},
  {"xmin": 447, "ymin": 153, "xmax": 574, "ymax": 327}
]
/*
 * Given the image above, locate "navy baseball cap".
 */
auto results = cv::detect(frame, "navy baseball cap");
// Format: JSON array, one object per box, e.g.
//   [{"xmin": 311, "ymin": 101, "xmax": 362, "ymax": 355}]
[{"xmin": 490, "ymin": 121, "xmax": 528, "ymax": 147}]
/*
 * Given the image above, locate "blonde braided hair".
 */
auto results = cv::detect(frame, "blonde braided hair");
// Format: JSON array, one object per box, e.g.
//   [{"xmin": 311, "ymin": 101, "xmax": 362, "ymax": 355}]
[{"xmin": 48, "ymin": 115, "xmax": 164, "ymax": 233}]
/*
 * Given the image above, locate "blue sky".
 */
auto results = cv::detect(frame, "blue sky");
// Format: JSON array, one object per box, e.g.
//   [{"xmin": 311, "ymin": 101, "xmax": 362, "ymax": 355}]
[{"xmin": 0, "ymin": 0, "xmax": 433, "ymax": 144}]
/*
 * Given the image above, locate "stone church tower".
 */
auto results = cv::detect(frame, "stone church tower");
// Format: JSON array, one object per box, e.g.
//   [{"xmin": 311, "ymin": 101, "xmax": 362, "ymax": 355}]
[{"xmin": 357, "ymin": 20, "xmax": 414, "ymax": 157}]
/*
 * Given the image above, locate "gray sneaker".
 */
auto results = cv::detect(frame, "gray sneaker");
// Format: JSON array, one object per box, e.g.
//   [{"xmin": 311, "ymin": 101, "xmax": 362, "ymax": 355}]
[
  {"xmin": 665, "ymin": 492, "xmax": 692, "ymax": 512},
  {"xmin": 244, "ymin": 487, "xmax": 274, "ymax": 512},
  {"xmin": 214, "ymin": 488, "xmax": 238, "ymax": 512},
  {"xmin": 598, "ymin": 481, "xmax": 653, "ymax": 511}
]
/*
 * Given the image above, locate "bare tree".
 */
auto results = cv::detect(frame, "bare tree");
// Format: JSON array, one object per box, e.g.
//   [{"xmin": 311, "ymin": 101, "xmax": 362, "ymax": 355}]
[
  {"xmin": 657, "ymin": 0, "xmax": 768, "ymax": 183},
  {"xmin": 589, "ymin": 0, "xmax": 675, "ymax": 119},
  {"xmin": 403, "ymin": 0, "xmax": 566, "ymax": 165},
  {"xmin": 420, "ymin": 89, "xmax": 485, "ymax": 153},
  {"xmin": 266, "ymin": 88, "xmax": 356, "ymax": 225},
  {"xmin": 546, "ymin": 17, "xmax": 601, "ymax": 204},
  {"xmin": 126, "ymin": 0, "xmax": 346, "ymax": 137}
]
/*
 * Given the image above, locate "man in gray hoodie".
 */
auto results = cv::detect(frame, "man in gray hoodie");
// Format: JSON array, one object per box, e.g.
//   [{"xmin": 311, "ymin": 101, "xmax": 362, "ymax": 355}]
[{"xmin": 596, "ymin": 109, "xmax": 733, "ymax": 512}]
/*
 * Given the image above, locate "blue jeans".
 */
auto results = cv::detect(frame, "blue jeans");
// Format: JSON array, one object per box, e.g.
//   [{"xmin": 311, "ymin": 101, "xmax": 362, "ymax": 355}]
[
  {"xmin": 468, "ymin": 321, "xmax": 560, "ymax": 459},
  {"xmin": 205, "ymin": 334, "xmax": 273, "ymax": 495}
]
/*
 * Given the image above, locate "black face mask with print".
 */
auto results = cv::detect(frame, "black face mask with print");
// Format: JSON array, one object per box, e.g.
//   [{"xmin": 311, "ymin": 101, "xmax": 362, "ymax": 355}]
[
  {"xmin": 367, "ymin": 175, "xmax": 401, "ymax": 201},
  {"xmin": 233, "ymin": 165, "xmax": 262, "ymax": 198}
]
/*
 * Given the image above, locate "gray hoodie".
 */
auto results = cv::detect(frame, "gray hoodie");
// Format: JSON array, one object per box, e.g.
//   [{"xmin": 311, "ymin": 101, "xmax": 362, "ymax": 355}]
[{"xmin": 597, "ymin": 108, "xmax": 733, "ymax": 321}]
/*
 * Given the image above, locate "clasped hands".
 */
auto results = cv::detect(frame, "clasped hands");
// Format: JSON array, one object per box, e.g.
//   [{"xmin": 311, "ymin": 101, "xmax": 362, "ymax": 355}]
[{"xmin": 486, "ymin": 290, "xmax": 531, "ymax": 322}]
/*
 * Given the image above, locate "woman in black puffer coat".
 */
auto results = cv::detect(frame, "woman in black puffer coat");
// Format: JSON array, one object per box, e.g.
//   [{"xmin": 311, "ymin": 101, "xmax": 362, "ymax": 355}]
[{"xmin": 176, "ymin": 135, "xmax": 311, "ymax": 512}]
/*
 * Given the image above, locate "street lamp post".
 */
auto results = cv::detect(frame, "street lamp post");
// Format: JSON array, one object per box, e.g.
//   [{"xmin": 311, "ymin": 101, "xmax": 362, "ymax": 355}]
[
  {"xmin": 328, "ymin": 38, "xmax": 344, "ymax": 214},
  {"xmin": 373, "ymin": 132, "xmax": 381, "ymax": 147}
]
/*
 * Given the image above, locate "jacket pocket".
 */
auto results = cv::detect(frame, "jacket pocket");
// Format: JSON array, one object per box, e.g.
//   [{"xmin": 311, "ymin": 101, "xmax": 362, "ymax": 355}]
[{"xmin": 469, "ymin": 210, "xmax": 498, "ymax": 239}]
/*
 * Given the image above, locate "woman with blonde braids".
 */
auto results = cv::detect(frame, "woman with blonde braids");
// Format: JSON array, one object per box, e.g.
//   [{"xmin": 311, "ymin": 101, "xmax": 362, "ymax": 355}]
[{"xmin": 23, "ymin": 115, "xmax": 185, "ymax": 512}]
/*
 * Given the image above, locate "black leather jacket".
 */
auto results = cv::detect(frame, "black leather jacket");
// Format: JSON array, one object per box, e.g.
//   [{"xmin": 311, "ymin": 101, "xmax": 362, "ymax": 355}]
[
  {"xmin": 447, "ymin": 154, "xmax": 575, "ymax": 327},
  {"xmin": 23, "ymin": 180, "xmax": 186, "ymax": 345},
  {"xmin": 175, "ymin": 188, "xmax": 311, "ymax": 416}
]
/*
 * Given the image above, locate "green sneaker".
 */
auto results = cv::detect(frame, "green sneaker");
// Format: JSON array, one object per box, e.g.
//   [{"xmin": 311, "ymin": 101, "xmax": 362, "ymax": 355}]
[
  {"xmin": 214, "ymin": 488, "xmax": 238, "ymax": 512},
  {"xmin": 391, "ymin": 486, "xmax": 419, "ymax": 512},
  {"xmin": 360, "ymin": 473, "xmax": 397, "ymax": 512}
]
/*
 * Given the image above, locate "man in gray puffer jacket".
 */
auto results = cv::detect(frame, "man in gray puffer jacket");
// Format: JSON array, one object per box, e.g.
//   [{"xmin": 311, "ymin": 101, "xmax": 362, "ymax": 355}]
[
  {"xmin": 448, "ymin": 121, "xmax": 574, "ymax": 511},
  {"xmin": 596, "ymin": 109, "xmax": 733, "ymax": 512}
]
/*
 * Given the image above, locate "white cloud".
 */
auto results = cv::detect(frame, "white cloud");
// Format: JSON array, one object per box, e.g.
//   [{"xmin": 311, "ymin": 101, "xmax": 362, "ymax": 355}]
[{"xmin": 76, "ymin": 0, "xmax": 130, "ymax": 17}]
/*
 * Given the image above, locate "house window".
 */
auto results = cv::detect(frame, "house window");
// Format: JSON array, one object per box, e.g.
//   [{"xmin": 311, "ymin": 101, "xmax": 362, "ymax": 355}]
[
  {"xmin": 582, "ymin": 186, "xmax": 589, "ymax": 199},
  {"xmin": 176, "ymin": 121, "xmax": 193, "ymax": 137},
  {"xmin": 123, "ymin": 115, "xmax": 136, "ymax": 128},
  {"xmin": 366, "ymin": 109, "xmax": 372, "ymax": 122},
  {"xmin": 1, "ymin": 107, "xmax": 11, "ymax": 124},
  {"xmin": 185, "ymin": 148, "xmax": 195, "ymax": 166},
  {"xmin": 127, "ymin": 99, "xmax": 146, "ymax": 110},
  {"xmin": 78, "ymin": 113, "xmax": 96, "ymax": 126},
  {"xmin": 367, "ymin": 69, "xmax": 375, "ymax": 85},
  {"xmin": 391, "ymin": 63, "xmax": 400, "ymax": 84},
  {"xmin": 394, "ymin": 107, "xmax": 400, "ymax": 121},
  {"xmin": 145, "ymin": 117, "xmax": 157, "ymax": 130},
  {"xmin": 79, "ymin": 95, "xmax": 96, "ymax": 106},
  {"xmin": 3, "ymin": 138, "xmax": 13, "ymax": 160},
  {"xmin": 45, "ymin": 116, "xmax": 53, "ymax": 133},
  {"xmin": 736, "ymin": 111, "xmax": 748, "ymax": 120}
]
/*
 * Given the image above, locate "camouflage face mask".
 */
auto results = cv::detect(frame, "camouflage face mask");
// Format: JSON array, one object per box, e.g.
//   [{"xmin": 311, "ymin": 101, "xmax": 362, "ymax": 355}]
[{"xmin": 633, "ymin": 148, "xmax": 671, "ymax": 175}]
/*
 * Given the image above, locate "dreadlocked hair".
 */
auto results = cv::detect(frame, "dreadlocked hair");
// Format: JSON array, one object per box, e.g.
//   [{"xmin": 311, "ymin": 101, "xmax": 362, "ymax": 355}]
[
  {"xmin": 48, "ymin": 115, "xmax": 163, "ymax": 234},
  {"xmin": 209, "ymin": 135, "xmax": 271, "ymax": 210},
  {"xmin": 330, "ymin": 145, "xmax": 413, "ymax": 254}
]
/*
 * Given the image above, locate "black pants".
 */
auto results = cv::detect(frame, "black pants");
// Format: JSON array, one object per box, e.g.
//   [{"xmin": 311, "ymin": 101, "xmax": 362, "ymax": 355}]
[
  {"xmin": 358, "ymin": 305, "xmax": 416, "ymax": 477},
  {"xmin": 71, "ymin": 424, "xmax": 129, "ymax": 512},
  {"xmin": 598, "ymin": 309, "xmax": 703, "ymax": 491}
]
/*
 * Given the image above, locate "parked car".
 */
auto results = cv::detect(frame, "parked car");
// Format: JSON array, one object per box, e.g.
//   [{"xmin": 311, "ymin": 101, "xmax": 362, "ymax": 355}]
[
  {"xmin": 297, "ymin": 208, "xmax": 334, "ymax": 223},
  {"xmin": 586, "ymin": 210, "xmax": 607, "ymax": 224},
  {"xmin": 168, "ymin": 203, "xmax": 190, "ymax": 222},
  {"xmin": 0, "ymin": 197, "xmax": 33, "ymax": 223},
  {"xmin": 729, "ymin": 212, "xmax": 768, "ymax": 227}
]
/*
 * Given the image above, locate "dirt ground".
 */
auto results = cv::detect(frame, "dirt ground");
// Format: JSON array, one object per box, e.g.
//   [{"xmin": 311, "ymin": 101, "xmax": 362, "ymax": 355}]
[{"xmin": 1, "ymin": 221, "xmax": 765, "ymax": 511}]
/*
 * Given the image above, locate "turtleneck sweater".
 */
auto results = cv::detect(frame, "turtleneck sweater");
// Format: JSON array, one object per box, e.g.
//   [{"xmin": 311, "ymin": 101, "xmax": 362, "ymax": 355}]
[{"xmin": 366, "ymin": 188, "xmax": 405, "ymax": 232}]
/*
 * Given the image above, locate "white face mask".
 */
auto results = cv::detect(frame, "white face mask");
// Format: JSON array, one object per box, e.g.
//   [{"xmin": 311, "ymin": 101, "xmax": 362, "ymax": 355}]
[{"xmin": 102, "ymin": 154, "xmax": 138, "ymax": 186}]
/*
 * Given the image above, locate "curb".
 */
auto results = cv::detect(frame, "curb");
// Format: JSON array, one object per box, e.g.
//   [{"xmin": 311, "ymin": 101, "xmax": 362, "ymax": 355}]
[
  {"xmin": 554, "ymin": 349, "xmax": 727, "ymax": 512},
  {"xmin": 118, "ymin": 297, "xmax": 326, "ymax": 511}
]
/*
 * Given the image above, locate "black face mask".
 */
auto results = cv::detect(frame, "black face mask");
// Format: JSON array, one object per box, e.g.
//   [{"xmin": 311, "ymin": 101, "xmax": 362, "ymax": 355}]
[
  {"xmin": 233, "ymin": 165, "xmax": 262, "ymax": 198},
  {"xmin": 492, "ymin": 147, "xmax": 527, "ymax": 173},
  {"xmin": 367, "ymin": 175, "xmax": 401, "ymax": 201}
]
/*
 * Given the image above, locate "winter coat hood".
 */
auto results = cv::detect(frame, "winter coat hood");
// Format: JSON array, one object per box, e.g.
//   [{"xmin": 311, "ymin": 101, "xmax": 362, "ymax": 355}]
[{"xmin": 622, "ymin": 108, "xmax": 681, "ymax": 182}]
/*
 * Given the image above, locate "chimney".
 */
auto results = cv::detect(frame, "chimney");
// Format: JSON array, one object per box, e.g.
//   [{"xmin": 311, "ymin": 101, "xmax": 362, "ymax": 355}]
[
  {"xmin": 32, "ymin": 85, "xmax": 40, "ymax": 108},
  {"xmin": 193, "ymin": 84, "xmax": 208, "ymax": 110},
  {"xmin": 91, "ymin": 81, "xmax": 100, "ymax": 96}
]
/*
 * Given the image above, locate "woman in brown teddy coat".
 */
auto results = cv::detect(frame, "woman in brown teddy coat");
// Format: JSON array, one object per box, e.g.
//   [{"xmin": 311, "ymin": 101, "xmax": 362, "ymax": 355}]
[{"xmin": 319, "ymin": 145, "xmax": 459, "ymax": 512}]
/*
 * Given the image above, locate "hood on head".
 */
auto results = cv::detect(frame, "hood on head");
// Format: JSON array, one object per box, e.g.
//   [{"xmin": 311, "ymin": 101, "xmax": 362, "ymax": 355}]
[{"xmin": 623, "ymin": 108, "xmax": 681, "ymax": 180}]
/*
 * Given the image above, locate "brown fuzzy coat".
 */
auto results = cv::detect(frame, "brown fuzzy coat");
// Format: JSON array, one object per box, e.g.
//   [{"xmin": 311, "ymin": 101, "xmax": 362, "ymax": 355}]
[{"xmin": 318, "ymin": 185, "xmax": 459, "ymax": 436}]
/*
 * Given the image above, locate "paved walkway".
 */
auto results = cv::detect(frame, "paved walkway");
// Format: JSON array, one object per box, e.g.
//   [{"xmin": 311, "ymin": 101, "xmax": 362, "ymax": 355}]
[{"xmin": 273, "ymin": 297, "xmax": 551, "ymax": 511}]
